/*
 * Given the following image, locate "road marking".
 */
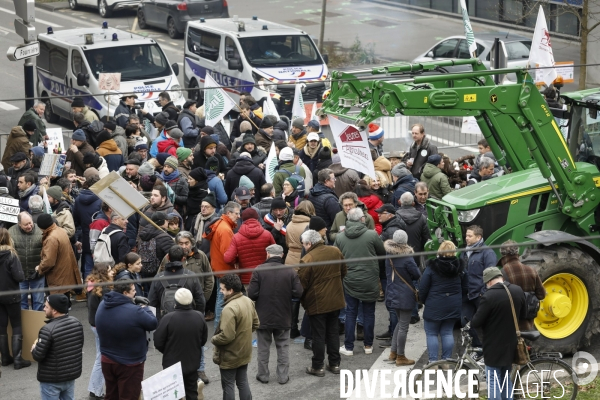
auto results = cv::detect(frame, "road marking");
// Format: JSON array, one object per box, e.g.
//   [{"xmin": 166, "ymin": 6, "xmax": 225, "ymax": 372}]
[
  {"xmin": 0, "ymin": 7, "xmax": 63, "ymax": 27},
  {"xmin": 0, "ymin": 102, "xmax": 19, "ymax": 111},
  {"xmin": 131, "ymin": 16, "xmax": 138, "ymax": 32}
]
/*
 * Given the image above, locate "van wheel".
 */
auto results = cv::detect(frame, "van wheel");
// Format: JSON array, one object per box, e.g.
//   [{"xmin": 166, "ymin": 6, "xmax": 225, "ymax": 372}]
[
  {"xmin": 188, "ymin": 79, "xmax": 201, "ymax": 103},
  {"xmin": 98, "ymin": 0, "xmax": 112, "ymax": 17},
  {"xmin": 137, "ymin": 8, "xmax": 147, "ymax": 29},
  {"xmin": 167, "ymin": 17, "xmax": 182, "ymax": 39},
  {"xmin": 43, "ymin": 98, "xmax": 60, "ymax": 124},
  {"xmin": 69, "ymin": 0, "xmax": 78, "ymax": 10}
]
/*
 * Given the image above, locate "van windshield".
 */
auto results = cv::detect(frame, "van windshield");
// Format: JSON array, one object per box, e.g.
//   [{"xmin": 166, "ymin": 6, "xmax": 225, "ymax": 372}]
[
  {"xmin": 237, "ymin": 35, "xmax": 322, "ymax": 67},
  {"xmin": 84, "ymin": 44, "xmax": 171, "ymax": 81}
]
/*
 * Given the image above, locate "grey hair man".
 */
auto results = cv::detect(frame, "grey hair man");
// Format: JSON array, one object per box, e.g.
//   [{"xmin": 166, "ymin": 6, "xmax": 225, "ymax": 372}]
[
  {"xmin": 28, "ymin": 194, "xmax": 45, "ymax": 224},
  {"xmin": 18, "ymin": 100, "xmax": 47, "ymax": 147},
  {"xmin": 329, "ymin": 192, "xmax": 375, "ymax": 242},
  {"xmin": 413, "ymin": 181, "xmax": 429, "ymax": 216},
  {"xmin": 467, "ymin": 156, "xmax": 496, "ymax": 186},
  {"xmin": 248, "ymin": 244, "xmax": 303, "ymax": 384}
]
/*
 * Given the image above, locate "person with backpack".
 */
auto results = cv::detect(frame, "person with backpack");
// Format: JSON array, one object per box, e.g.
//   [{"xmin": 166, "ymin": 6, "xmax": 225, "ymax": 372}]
[
  {"xmin": 273, "ymin": 147, "xmax": 306, "ymax": 197},
  {"xmin": 136, "ymin": 212, "xmax": 174, "ymax": 295},
  {"xmin": 94, "ymin": 213, "xmax": 130, "ymax": 265},
  {"xmin": 148, "ymin": 245, "xmax": 205, "ymax": 318}
]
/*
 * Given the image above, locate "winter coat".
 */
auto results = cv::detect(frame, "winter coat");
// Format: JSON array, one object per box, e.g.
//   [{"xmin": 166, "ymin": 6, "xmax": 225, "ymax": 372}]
[
  {"xmin": 0, "ymin": 248, "xmax": 24, "ymax": 304},
  {"xmin": 96, "ymin": 139, "xmax": 124, "ymax": 172},
  {"xmin": 396, "ymin": 205, "xmax": 430, "ymax": 255},
  {"xmin": 192, "ymin": 146, "xmax": 227, "ymax": 173},
  {"xmin": 273, "ymin": 162, "xmax": 306, "ymax": 197},
  {"xmin": 102, "ymin": 223, "xmax": 130, "ymax": 264},
  {"xmin": 223, "ymin": 218, "xmax": 275, "ymax": 285},
  {"xmin": 164, "ymin": 175, "xmax": 189, "ymax": 211},
  {"xmin": 114, "ymin": 101, "xmax": 133, "ymax": 128},
  {"xmin": 186, "ymin": 182, "xmax": 209, "ymax": 224},
  {"xmin": 211, "ymin": 292, "xmax": 260, "ymax": 369},
  {"xmin": 32, "ymin": 315, "xmax": 84, "ymax": 383},
  {"xmin": 298, "ymin": 242, "xmax": 347, "ymax": 315},
  {"xmin": 159, "ymin": 249, "xmax": 214, "ymax": 300},
  {"xmin": 284, "ymin": 214, "xmax": 311, "ymax": 266},
  {"xmin": 18, "ymin": 107, "xmax": 46, "ymax": 146},
  {"xmin": 307, "ymin": 183, "xmax": 341, "ymax": 230},
  {"xmin": 87, "ymin": 286, "xmax": 109, "ymax": 326},
  {"xmin": 421, "ymin": 163, "xmax": 452, "ymax": 200},
  {"xmin": 111, "ymin": 126, "xmax": 129, "ymax": 158},
  {"xmin": 329, "ymin": 207, "xmax": 376, "ymax": 243},
  {"xmin": 72, "ymin": 189, "xmax": 102, "ymax": 254},
  {"xmin": 96, "ymin": 156, "xmax": 110, "ymax": 178},
  {"xmin": 460, "ymin": 240, "xmax": 498, "ymax": 300},
  {"xmin": 312, "ymin": 158, "xmax": 333, "ymax": 184},
  {"xmin": 51, "ymin": 200, "xmax": 76, "ymax": 238},
  {"xmin": 206, "ymin": 171, "xmax": 228, "ymax": 211},
  {"xmin": 405, "ymin": 136, "xmax": 439, "ymax": 180},
  {"xmin": 230, "ymin": 113, "xmax": 261, "ymax": 139},
  {"xmin": 390, "ymin": 174, "xmax": 419, "ymax": 209},
  {"xmin": 8, "ymin": 159, "xmax": 32, "ymax": 198},
  {"xmin": 38, "ymin": 224, "xmax": 81, "ymax": 294},
  {"xmin": 232, "ymin": 145, "xmax": 267, "ymax": 168},
  {"xmin": 263, "ymin": 208, "xmax": 292, "ymax": 254},
  {"xmin": 96, "ymin": 291, "xmax": 158, "ymax": 364},
  {"xmin": 114, "ymin": 268, "xmax": 143, "ymax": 297},
  {"xmin": 248, "ymin": 256, "xmax": 303, "ymax": 329},
  {"xmin": 358, "ymin": 194, "xmax": 383, "ymax": 234},
  {"xmin": 334, "ymin": 220, "xmax": 386, "ymax": 302},
  {"xmin": 203, "ymin": 215, "xmax": 236, "ymax": 277},
  {"xmin": 157, "ymin": 138, "xmax": 179, "ymax": 156},
  {"xmin": 162, "ymin": 101, "xmax": 180, "ymax": 121},
  {"xmin": 224, "ymin": 158, "xmax": 266, "ymax": 200},
  {"xmin": 471, "ymin": 282, "xmax": 526, "ymax": 367},
  {"xmin": 329, "ymin": 163, "xmax": 360, "ymax": 198},
  {"xmin": 81, "ymin": 106, "xmax": 99, "ymax": 123},
  {"xmin": 9, "ymin": 224, "xmax": 42, "ymax": 278},
  {"xmin": 17, "ymin": 183, "xmax": 39, "ymax": 214},
  {"xmin": 373, "ymin": 156, "xmax": 393, "ymax": 184},
  {"xmin": 2, "ymin": 127, "xmax": 31, "ymax": 171},
  {"xmin": 299, "ymin": 144, "xmax": 324, "ymax": 173},
  {"xmin": 140, "ymin": 199, "xmax": 178, "ymax": 228},
  {"xmin": 178, "ymin": 109, "xmax": 200, "ymax": 148},
  {"xmin": 151, "ymin": 131, "xmax": 184, "ymax": 158},
  {"xmin": 148, "ymin": 262, "xmax": 205, "ymax": 314},
  {"xmin": 384, "ymin": 240, "xmax": 421, "ymax": 311},
  {"xmin": 154, "ymin": 304, "xmax": 208, "ymax": 373},
  {"xmin": 255, "ymin": 197, "xmax": 274, "ymax": 225},
  {"xmin": 419, "ymin": 257, "xmax": 467, "ymax": 321},
  {"xmin": 289, "ymin": 129, "xmax": 307, "ymax": 150},
  {"xmin": 65, "ymin": 141, "xmax": 95, "ymax": 176},
  {"xmin": 379, "ymin": 215, "xmax": 407, "ymax": 242},
  {"xmin": 254, "ymin": 129, "xmax": 273, "ymax": 150},
  {"xmin": 137, "ymin": 224, "xmax": 174, "ymax": 266}
]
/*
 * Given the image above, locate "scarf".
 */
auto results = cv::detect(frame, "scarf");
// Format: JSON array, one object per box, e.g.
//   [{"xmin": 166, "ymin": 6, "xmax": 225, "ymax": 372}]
[
  {"xmin": 18, "ymin": 183, "xmax": 37, "ymax": 199},
  {"xmin": 465, "ymin": 238, "xmax": 483, "ymax": 259},
  {"xmin": 160, "ymin": 168, "xmax": 180, "ymax": 183},
  {"xmin": 194, "ymin": 211, "xmax": 215, "ymax": 243}
]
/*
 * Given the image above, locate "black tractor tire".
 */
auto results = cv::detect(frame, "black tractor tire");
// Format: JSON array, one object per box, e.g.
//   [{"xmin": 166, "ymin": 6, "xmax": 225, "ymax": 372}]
[{"xmin": 521, "ymin": 245, "xmax": 600, "ymax": 355}]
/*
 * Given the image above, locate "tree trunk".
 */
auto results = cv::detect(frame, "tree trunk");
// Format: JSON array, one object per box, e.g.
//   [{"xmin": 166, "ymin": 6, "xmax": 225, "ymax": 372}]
[{"xmin": 579, "ymin": 0, "xmax": 589, "ymax": 89}]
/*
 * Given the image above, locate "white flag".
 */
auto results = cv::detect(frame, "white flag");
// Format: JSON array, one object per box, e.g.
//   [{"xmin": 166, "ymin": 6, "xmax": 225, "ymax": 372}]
[
  {"xmin": 264, "ymin": 141, "xmax": 278, "ymax": 183},
  {"xmin": 330, "ymin": 117, "xmax": 376, "ymax": 179},
  {"xmin": 309, "ymin": 101, "xmax": 319, "ymax": 122},
  {"xmin": 263, "ymin": 95, "xmax": 280, "ymax": 121},
  {"xmin": 204, "ymin": 73, "xmax": 237, "ymax": 127},
  {"xmin": 292, "ymin": 83, "xmax": 306, "ymax": 121},
  {"xmin": 459, "ymin": 0, "xmax": 477, "ymax": 57},
  {"xmin": 528, "ymin": 6, "xmax": 557, "ymax": 87}
]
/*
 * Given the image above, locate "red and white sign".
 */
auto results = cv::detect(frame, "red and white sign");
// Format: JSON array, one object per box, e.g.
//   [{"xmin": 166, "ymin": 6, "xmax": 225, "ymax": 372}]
[{"xmin": 330, "ymin": 117, "xmax": 376, "ymax": 179}]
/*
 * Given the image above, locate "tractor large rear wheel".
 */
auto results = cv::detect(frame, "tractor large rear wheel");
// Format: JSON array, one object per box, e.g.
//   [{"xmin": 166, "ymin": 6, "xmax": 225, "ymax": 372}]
[{"xmin": 521, "ymin": 245, "xmax": 600, "ymax": 355}]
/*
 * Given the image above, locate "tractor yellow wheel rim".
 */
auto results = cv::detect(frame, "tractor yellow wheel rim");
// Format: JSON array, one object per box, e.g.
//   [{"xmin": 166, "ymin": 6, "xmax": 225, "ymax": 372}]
[{"xmin": 535, "ymin": 273, "xmax": 588, "ymax": 339}]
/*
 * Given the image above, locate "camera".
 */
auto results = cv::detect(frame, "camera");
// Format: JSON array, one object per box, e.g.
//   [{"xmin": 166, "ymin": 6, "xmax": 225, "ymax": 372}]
[{"xmin": 134, "ymin": 296, "xmax": 149, "ymax": 306}]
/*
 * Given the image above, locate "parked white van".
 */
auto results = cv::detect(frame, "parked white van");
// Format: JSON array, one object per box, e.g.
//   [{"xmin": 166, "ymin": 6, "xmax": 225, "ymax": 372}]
[
  {"xmin": 183, "ymin": 17, "xmax": 328, "ymax": 117},
  {"xmin": 37, "ymin": 24, "xmax": 184, "ymax": 123}
]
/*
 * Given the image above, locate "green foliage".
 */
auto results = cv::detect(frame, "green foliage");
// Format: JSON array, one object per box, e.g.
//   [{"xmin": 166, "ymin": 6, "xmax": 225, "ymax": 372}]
[{"xmin": 324, "ymin": 37, "xmax": 379, "ymax": 68}]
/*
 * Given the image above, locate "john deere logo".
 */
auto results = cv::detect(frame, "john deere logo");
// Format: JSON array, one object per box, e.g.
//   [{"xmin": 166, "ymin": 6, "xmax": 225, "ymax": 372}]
[
  {"xmin": 205, "ymin": 87, "xmax": 225, "ymax": 120},
  {"xmin": 491, "ymin": 94, "xmax": 498, "ymax": 103}
]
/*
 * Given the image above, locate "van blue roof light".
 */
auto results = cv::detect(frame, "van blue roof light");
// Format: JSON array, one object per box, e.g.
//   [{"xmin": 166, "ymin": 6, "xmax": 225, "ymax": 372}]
[
  {"xmin": 262, "ymin": 25, "xmax": 268, "ymax": 30},
  {"xmin": 200, "ymin": 18, "xmax": 205, "ymax": 23},
  {"xmin": 252, "ymin": 16, "xmax": 258, "ymax": 20},
  {"xmin": 102, "ymin": 21, "xmax": 108, "ymax": 29},
  {"xmin": 47, "ymin": 27, "xmax": 53, "ymax": 34},
  {"xmin": 112, "ymin": 33, "xmax": 118, "ymax": 41}
]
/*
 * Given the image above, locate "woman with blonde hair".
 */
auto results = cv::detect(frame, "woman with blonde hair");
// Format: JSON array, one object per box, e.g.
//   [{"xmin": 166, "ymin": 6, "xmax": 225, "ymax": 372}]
[
  {"xmin": 418, "ymin": 240, "xmax": 467, "ymax": 363},
  {"xmin": 363, "ymin": 171, "xmax": 392, "ymax": 204}
]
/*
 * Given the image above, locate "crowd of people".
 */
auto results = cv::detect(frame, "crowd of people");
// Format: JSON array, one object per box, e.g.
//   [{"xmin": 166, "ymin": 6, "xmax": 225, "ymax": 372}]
[{"xmin": 0, "ymin": 91, "xmax": 548, "ymax": 400}]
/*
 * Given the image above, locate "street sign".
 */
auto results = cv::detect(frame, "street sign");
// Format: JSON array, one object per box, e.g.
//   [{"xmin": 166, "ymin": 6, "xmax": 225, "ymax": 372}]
[
  {"xmin": 14, "ymin": 19, "xmax": 35, "ymax": 41},
  {"xmin": 6, "ymin": 42, "xmax": 39, "ymax": 62},
  {"xmin": 13, "ymin": 0, "xmax": 35, "ymax": 24}
]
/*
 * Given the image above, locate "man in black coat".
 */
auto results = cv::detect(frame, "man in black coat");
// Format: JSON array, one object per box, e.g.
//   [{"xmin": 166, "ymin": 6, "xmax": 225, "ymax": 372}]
[
  {"xmin": 154, "ymin": 287, "xmax": 208, "ymax": 400},
  {"xmin": 247, "ymin": 244, "xmax": 303, "ymax": 384},
  {"xmin": 472, "ymin": 267, "xmax": 526, "ymax": 400},
  {"xmin": 308, "ymin": 168, "xmax": 342, "ymax": 235},
  {"xmin": 32, "ymin": 294, "xmax": 84, "ymax": 398},
  {"xmin": 102, "ymin": 213, "xmax": 131, "ymax": 264},
  {"xmin": 223, "ymin": 155, "xmax": 266, "ymax": 201}
]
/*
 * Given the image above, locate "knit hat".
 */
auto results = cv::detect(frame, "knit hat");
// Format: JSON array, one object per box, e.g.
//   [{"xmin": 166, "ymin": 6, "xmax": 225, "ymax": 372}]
[
  {"xmin": 392, "ymin": 229, "xmax": 408, "ymax": 244},
  {"xmin": 104, "ymin": 121, "xmax": 117, "ymax": 132},
  {"xmin": 242, "ymin": 207, "xmax": 259, "ymax": 221},
  {"xmin": 319, "ymin": 147, "xmax": 332, "ymax": 161},
  {"xmin": 239, "ymin": 175, "xmax": 254, "ymax": 190},
  {"xmin": 240, "ymin": 121, "xmax": 252, "ymax": 133},
  {"xmin": 152, "ymin": 211, "xmax": 168, "ymax": 226},
  {"xmin": 279, "ymin": 147, "xmax": 294, "ymax": 162},
  {"xmin": 135, "ymin": 143, "xmax": 148, "ymax": 151},
  {"xmin": 96, "ymin": 130, "xmax": 112, "ymax": 146},
  {"xmin": 201, "ymin": 126, "xmax": 214, "ymax": 136},
  {"xmin": 266, "ymin": 244, "xmax": 284, "ymax": 256},
  {"xmin": 391, "ymin": 163, "xmax": 411, "ymax": 179},
  {"xmin": 83, "ymin": 167, "xmax": 100, "ymax": 181},
  {"xmin": 202, "ymin": 192, "xmax": 217, "ymax": 208},
  {"xmin": 22, "ymin": 120, "xmax": 37, "ymax": 133},
  {"xmin": 37, "ymin": 213, "xmax": 54, "ymax": 230},
  {"xmin": 483, "ymin": 267, "xmax": 503, "ymax": 283},
  {"xmin": 47, "ymin": 294, "xmax": 69, "ymax": 314},
  {"xmin": 205, "ymin": 156, "xmax": 220, "ymax": 172},
  {"xmin": 0, "ymin": 176, "xmax": 7, "ymax": 189},
  {"xmin": 307, "ymin": 120, "xmax": 320, "ymax": 130},
  {"xmin": 164, "ymin": 156, "xmax": 179, "ymax": 170},
  {"xmin": 284, "ymin": 177, "xmax": 299, "ymax": 190},
  {"xmin": 427, "ymin": 154, "xmax": 442, "ymax": 166},
  {"xmin": 368, "ymin": 123, "xmax": 384, "ymax": 140},
  {"xmin": 174, "ymin": 288, "xmax": 193, "ymax": 306},
  {"xmin": 292, "ymin": 118, "xmax": 305, "ymax": 129},
  {"xmin": 332, "ymin": 153, "xmax": 341, "ymax": 164},
  {"xmin": 31, "ymin": 146, "xmax": 45, "ymax": 158},
  {"xmin": 71, "ymin": 97, "xmax": 85, "ymax": 108},
  {"xmin": 271, "ymin": 197, "xmax": 287, "ymax": 211},
  {"xmin": 200, "ymin": 135, "xmax": 217, "ymax": 150},
  {"xmin": 46, "ymin": 186, "xmax": 63, "ymax": 201},
  {"xmin": 10, "ymin": 152, "xmax": 27, "ymax": 162},
  {"xmin": 183, "ymin": 100, "xmax": 196, "ymax": 109},
  {"xmin": 83, "ymin": 152, "xmax": 99, "ymax": 166},
  {"xmin": 155, "ymin": 112, "xmax": 169, "ymax": 126},
  {"xmin": 308, "ymin": 216, "xmax": 327, "ymax": 231},
  {"xmin": 307, "ymin": 132, "xmax": 319, "ymax": 142},
  {"xmin": 239, "ymin": 152, "xmax": 252, "ymax": 159},
  {"xmin": 168, "ymin": 128, "xmax": 184, "ymax": 140},
  {"xmin": 140, "ymin": 174, "xmax": 156, "ymax": 191},
  {"xmin": 189, "ymin": 167, "xmax": 207, "ymax": 182},
  {"xmin": 242, "ymin": 135, "xmax": 256, "ymax": 146},
  {"xmin": 164, "ymin": 120, "xmax": 178, "ymax": 132},
  {"xmin": 260, "ymin": 119, "xmax": 274, "ymax": 129},
  {"xmin": 138, "ymin": 161, "xmax": 155, "ymax": 176},
  {"xmin": 71, "ymin": 129, "xmax": 86, "ymax": 141},
  {"xmin": 176, "ymin": 147, "xmax": 192, "ymax": 162},
  {"xmin": 156, "ymin": 153, "xmax": 170, "ymax": 166}
]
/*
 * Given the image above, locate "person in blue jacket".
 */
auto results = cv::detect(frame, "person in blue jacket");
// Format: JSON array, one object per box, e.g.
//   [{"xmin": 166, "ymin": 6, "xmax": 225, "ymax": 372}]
[
  {"xmin": 150, "ymin": 114, "xmax": 184, "ymax": 158},
  {"xmin": 72, "ymin": 175, "xmax": 102, "ymax": 279}
]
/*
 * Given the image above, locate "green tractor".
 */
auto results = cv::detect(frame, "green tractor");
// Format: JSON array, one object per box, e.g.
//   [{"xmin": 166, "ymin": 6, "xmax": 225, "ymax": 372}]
[{"xmin": 318, "ymin": 59, "xmax": 600, "ymax": 354}]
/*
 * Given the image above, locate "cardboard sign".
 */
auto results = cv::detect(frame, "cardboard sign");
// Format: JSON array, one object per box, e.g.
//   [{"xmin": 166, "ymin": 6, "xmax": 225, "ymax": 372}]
[
  {"xmin": 330, "ymin": 117, "xmax": 376, "ymax": 179},
  {"xmin": 39, "ymin": 154, "xmax": 67, "ymax": 177},
  {"xmin": 98, "ymin": 73, "xmax": 121, "ymax": 91},
  {"xmin": 43, "ymin": 127, "xmax": 65, "ymax": 152},
  {"xmin": 142, "ymin": 362, "xmax": 186, "ymax": 400},
  {"xmin": 90, "ymin": 172, "xmax": 149, "ymax": 219},
  {"xmin": 0, "ymin": 196, "xmax": 20, "ymax": 224},
  {"xmin": 8, "ymin": 309, "xmax": 47, "ymax": 362}
]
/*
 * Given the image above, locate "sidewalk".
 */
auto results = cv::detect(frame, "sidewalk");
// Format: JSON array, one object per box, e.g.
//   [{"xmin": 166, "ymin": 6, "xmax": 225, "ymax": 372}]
[{"xmin": 36, "ymin": 1, "xmax": 70, "ymax": 12}]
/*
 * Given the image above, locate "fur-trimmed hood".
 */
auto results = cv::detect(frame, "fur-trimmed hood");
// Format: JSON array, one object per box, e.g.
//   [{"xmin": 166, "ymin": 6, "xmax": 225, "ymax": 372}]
[{"xmin": 384, "ymin": 240, "xmax": 414, "ymax": 255}]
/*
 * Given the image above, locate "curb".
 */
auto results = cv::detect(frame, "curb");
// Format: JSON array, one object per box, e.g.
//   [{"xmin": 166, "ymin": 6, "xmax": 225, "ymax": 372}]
[{"xmin": 36, "ymin": 2, "xmax": 71, "ymax": 12}]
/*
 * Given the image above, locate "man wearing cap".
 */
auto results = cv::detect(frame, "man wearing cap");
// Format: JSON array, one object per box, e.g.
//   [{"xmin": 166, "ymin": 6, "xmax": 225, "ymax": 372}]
[
  {"xmin": 115, "ymin": 93, "xmax": 155, "ymax": 129},
  {"xmin": 367, "ymin": 123, "xmax": 385, "ymax": 157},
  {"xmin": 230, "ymin": 102, "xmax": 262, "ymax": 140},
  {"xmin": 18, "ymin": 100, "xmax": 47, "ymax": 147},
  {"xmin": 300, "ymin": 132, "xmax": 327, "ymax": 173},
  {"xmin": 389, "ymin": 163, "xmax": 418, "ymax": 209},
  {"xmin": 32, "ymin": 294, "xmax": 84, "ymax": 400},
  {"xmin": 224, "ymin": 153, "xmax": 266, "ymax": 201},
  {"xmin": 122, "ymin": 158, "xmax": 141, "ymax": 187},
  {"xmin": 2, "ymin": 127, "xmax": 31, "ymax": 172},
  {"xmin": 248, "ymin": 244, "xmax": 303, "ymax": 384},
  {"xmin": 150, "ymin": 113, "xmax": 184, "ymax": 158},
  {"xmin": 35, "ymin": 214, "xmax": 81, "ymax": 295},
  {"xmin": 233, "ymin": 188, "xmax": 261, "ymax": 228},
  {"xmin": 7, "ymin": 152, "xmax": 33, "ymax": 198},
  {"xmin": 420, "ymin": 154, "xmax": 452, "ymax": 200},
  {"xmin": 472, "ymin": 267, "xmax": 526, "ymax": 400},
  {"xmin": 288, "ymin": 118, "xmax": 308, "ymax": 150},
  {"xmin": 273, "ymin": 147, "xmax": 306, "ymax": 197},
  {"xmin": 71, "ymin": 96, "xmax": 99, "ymax": 123},
  {"xmin": 154, "ymin": 287, "xmax": 208, "ymax": 400},
  {"xmin": 404, "ymin": 123, "xmax": 438, "ymax": 180},
  {"xmin": 135, "ymin": 142, "xmax": 149, "ymax": 162},
  {"xmin": 307, "ymin": 119, "xmax": 332, "ymax": 149},
  {"xmin": 178, "ymin": 100, "xmax": 201, "ymax": 148},
  {"xmin": 66, "ymin": 129, "xmax": 95, "ymax": 176},
  {"xmin": 45, "ymin": 185, "xmax": 76, "ymax": 238}
]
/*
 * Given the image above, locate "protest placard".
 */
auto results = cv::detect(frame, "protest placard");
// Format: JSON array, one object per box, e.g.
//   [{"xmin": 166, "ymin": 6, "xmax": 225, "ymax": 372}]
[
  {"xmin": 44, "ymin": 128, "xmax": 65, "ymax": 152},
  {"xmin": 141, "ymin": 362, "xmax": 185, "ymax": 400},
  {"xmin": 90, "ymin": 172, "xmax": 148, "ymax": 219},
  {"xmin": 39, "ymin": 154, "xmax": 67, "ymax": 177},
  {"xmin": 0, "ymin": 197, "xmax": 20, "ymax": 224},
  {"xmin": 330, "ymin": 117, "xmax": 376, "ymax": 179}
]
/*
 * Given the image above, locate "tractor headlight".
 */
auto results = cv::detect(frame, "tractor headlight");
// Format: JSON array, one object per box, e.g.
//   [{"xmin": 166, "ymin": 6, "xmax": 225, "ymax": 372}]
[{"xmin": 457, "ymin": 209, "xmax": 480, "ymax": 223}]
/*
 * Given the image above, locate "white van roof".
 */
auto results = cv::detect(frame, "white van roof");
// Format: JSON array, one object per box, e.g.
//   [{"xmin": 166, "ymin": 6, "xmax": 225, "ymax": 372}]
[
  {"xmin": 187, "ymin": 18, "xmax": 308, "ymax": 38},
  {"xmin": 38, "ymin": 27, "xmax": 157, "ymax": 49}
]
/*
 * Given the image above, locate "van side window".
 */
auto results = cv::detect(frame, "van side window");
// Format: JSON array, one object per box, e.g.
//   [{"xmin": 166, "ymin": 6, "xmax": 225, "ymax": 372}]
[
  {"xmin": 225, "ymin": 37, "xmax": 240, "ymax": 61},
  {"xmin": 187, "ymin": 28, "xmax": 220, "ymax": 62},
  {"xmin": 38, "ymin": 41, "xmax": 68, "ymax": 77},
  {"xmin": 71, "ymin": 50, "xmax": 87, "ymax": 76}
]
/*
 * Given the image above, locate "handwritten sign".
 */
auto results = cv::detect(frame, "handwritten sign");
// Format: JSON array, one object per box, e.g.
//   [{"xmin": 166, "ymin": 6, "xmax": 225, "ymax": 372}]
[
  {"xmin": 0, "ymin": 196, "xmax": 19, "ymax": 223},
  {"xmin": 43, "ymin": 128, "xmax": 65, "ymax": 152},
  {"xmin": 141, "ymin": 362, "xmax": 185, "ymax": 400},
  {"xmin": 98, "ymin": 73, "xmax": 121, "ymax": 91}
]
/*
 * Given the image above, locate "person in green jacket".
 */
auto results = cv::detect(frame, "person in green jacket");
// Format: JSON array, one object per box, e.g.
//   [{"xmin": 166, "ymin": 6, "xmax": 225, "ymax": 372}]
[
  {"xmin": 420, "ymin": 154, "xmax": 452, "ymax": 200},
  {"xmin": 17, "ymin": 101, "xmax": 47, "ymax": 147},
  {"xmin": 329, "ymin": 192, "xmax": 375, "ymax": 242},
  {"xmin": 273, "ymin": 147, "xmax": 306, "ymax": 196}
]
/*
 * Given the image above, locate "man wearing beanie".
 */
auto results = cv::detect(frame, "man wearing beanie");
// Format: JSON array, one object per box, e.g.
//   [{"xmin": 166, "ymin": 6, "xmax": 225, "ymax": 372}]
[
  {"xmin": 71, "ymin": 96, "xmax": 98, "ymax": 123},
  {"xmin": 66, "ymin": 129, "xmax": 94, "ymax": 176},
  {"xmin": 103, "ymin": 118, "xmax": 129, "ymax": 158},
  {"xmin": 420, "ymin": 154, "xmax": 451, "ymax": 200},
  {"xmin": 312, "ymin": 146, "xmax": 333, "ymax": 183},
  {"xmin": 95, "ymin": 128, "xmax": 124, "ymax": 172},
  {"xmin": 404, "ymin": 123, "xmax": 438, "ymax": 180},
  {"xmin": 248, "ymin": 244, "xmax": 303, "ymax": 384},
  {"xmin": 154, "ymin": 287, "xmax": 208, "ymax": 399},
  {"xmin": 273, "ymin": 146, "xmax": 306, "ymax": 196},
  {"xmin": 45, "ymin": 185, "xmax": 76, "ymax": 238},
  {"xmin": 367, "ymin": 122, "xmax": 385, "ymax": 157},
  {"xmin": 263, "ymin": 197, "xmax": 292, "ymax": 257},
  {"xmin": 160, "ymin": 156, "xmax": 189, "ymax": 214},
  {"xmin": 32, "ymin": 294, "xmax": 84, "ymax": 398},
  {"xmin": 192, "ymin": 135, "xmax": 226, "ymax": 173},
  {"xmin": 255, "ymin": 118, "xmax": 274, "ymax": 149},
  {"xmin": 288, "ymin": 118, "xmax": 307, "ymax": 150},
  {"xmin": 390, "ymin": 162, "xmax": 418, "ymax": 209},
  {"xmin": 224, "ymin": 208, "xmax": 275, "ymax": 286},
  {"xmin": 224, "ymin": 150, "xmax": 266, "ymax": 201},
  {"xmin": 35, "ymin": 214, "xmax": 81, "ymax": 295},
  {"xmin": 233, "ymin": 134, "xmax": 267, "ymax": 169},
  {"xmin": 176, "ymin": 147, "xmax": 194, "ymax": 179}
]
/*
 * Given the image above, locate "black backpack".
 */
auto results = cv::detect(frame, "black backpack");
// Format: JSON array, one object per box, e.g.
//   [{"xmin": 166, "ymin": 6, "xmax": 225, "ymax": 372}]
[
  {"xmin": 159, "ymin": 271, "xmax": 191, "ymax": 316},
  {"xmin": 523, "ymin": 291, "xmax": 541, "ymax": 320}
]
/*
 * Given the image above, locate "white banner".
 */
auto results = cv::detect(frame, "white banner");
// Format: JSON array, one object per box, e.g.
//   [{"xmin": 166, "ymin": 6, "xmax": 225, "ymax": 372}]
[
  {"xmin": 330, "ymin": 117, "xmax": 376, "ymax": 179},
  {"xmin": 309, "ymin": 101, "xmax": 319, "ymax": 122},
  {"xmin": 141, "ymin": 362, "xmax": 185, "ymax": 400},
  {"xmin": 459, "ymin": 0, "xmax": 477, "ymax": 57},
  {"xmin": 204, "ymin": 73, "xmax": 237, "ymax": 127},
  {"xmin": 528, "ymin": 6, "xmax": 557, "ymax": 86},
  {"xmin": 264, "ymin": 141, "xmax": 278, "ymax": 183},
  {"xmin": 44, "ymin": 128, "xmax": 64, "ymax": 152},
  {"xmin": 292, "ymin": 83, "xmax": 306, "ymax": 122},
  {"xmin": 263, "ymin": 95, "xmax": 280, "ymax": 121}
]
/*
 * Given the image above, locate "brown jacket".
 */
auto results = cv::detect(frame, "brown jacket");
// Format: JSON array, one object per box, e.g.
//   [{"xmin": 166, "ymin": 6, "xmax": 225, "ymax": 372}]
[
  {"xmin": 2, "ymin": 127, "xmax": 31, "ymax": 171},
  {"xmin": 373, "ymin": 156, "xmax": 393, "ymax": 185},
  {"xmin": 298, "ymin": 242, "xmax": 347, "ymax": 315},
  {"xmin": 329, "ymin": 163, "xmax": 360, "ymax": 198},
  {"xmin": 66, "ymin": 141, "xmax": 94, "ymax": 177},
  {"xmin": 285, "ymin": 214, "xmax": 311, "ymax": 267},
  {"xmin": 38, "ymin": 224, "xmax": 81, "ymax": 294}
]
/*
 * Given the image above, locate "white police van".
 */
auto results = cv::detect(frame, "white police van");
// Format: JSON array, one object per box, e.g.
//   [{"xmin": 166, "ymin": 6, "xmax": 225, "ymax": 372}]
[
  {"xmin": 183, "ymin": 16, "xmax": 328, "ymax": 117},
  {"xmin": 37, "ymin": 23, "xmax": 184, "ymax": 123}
]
